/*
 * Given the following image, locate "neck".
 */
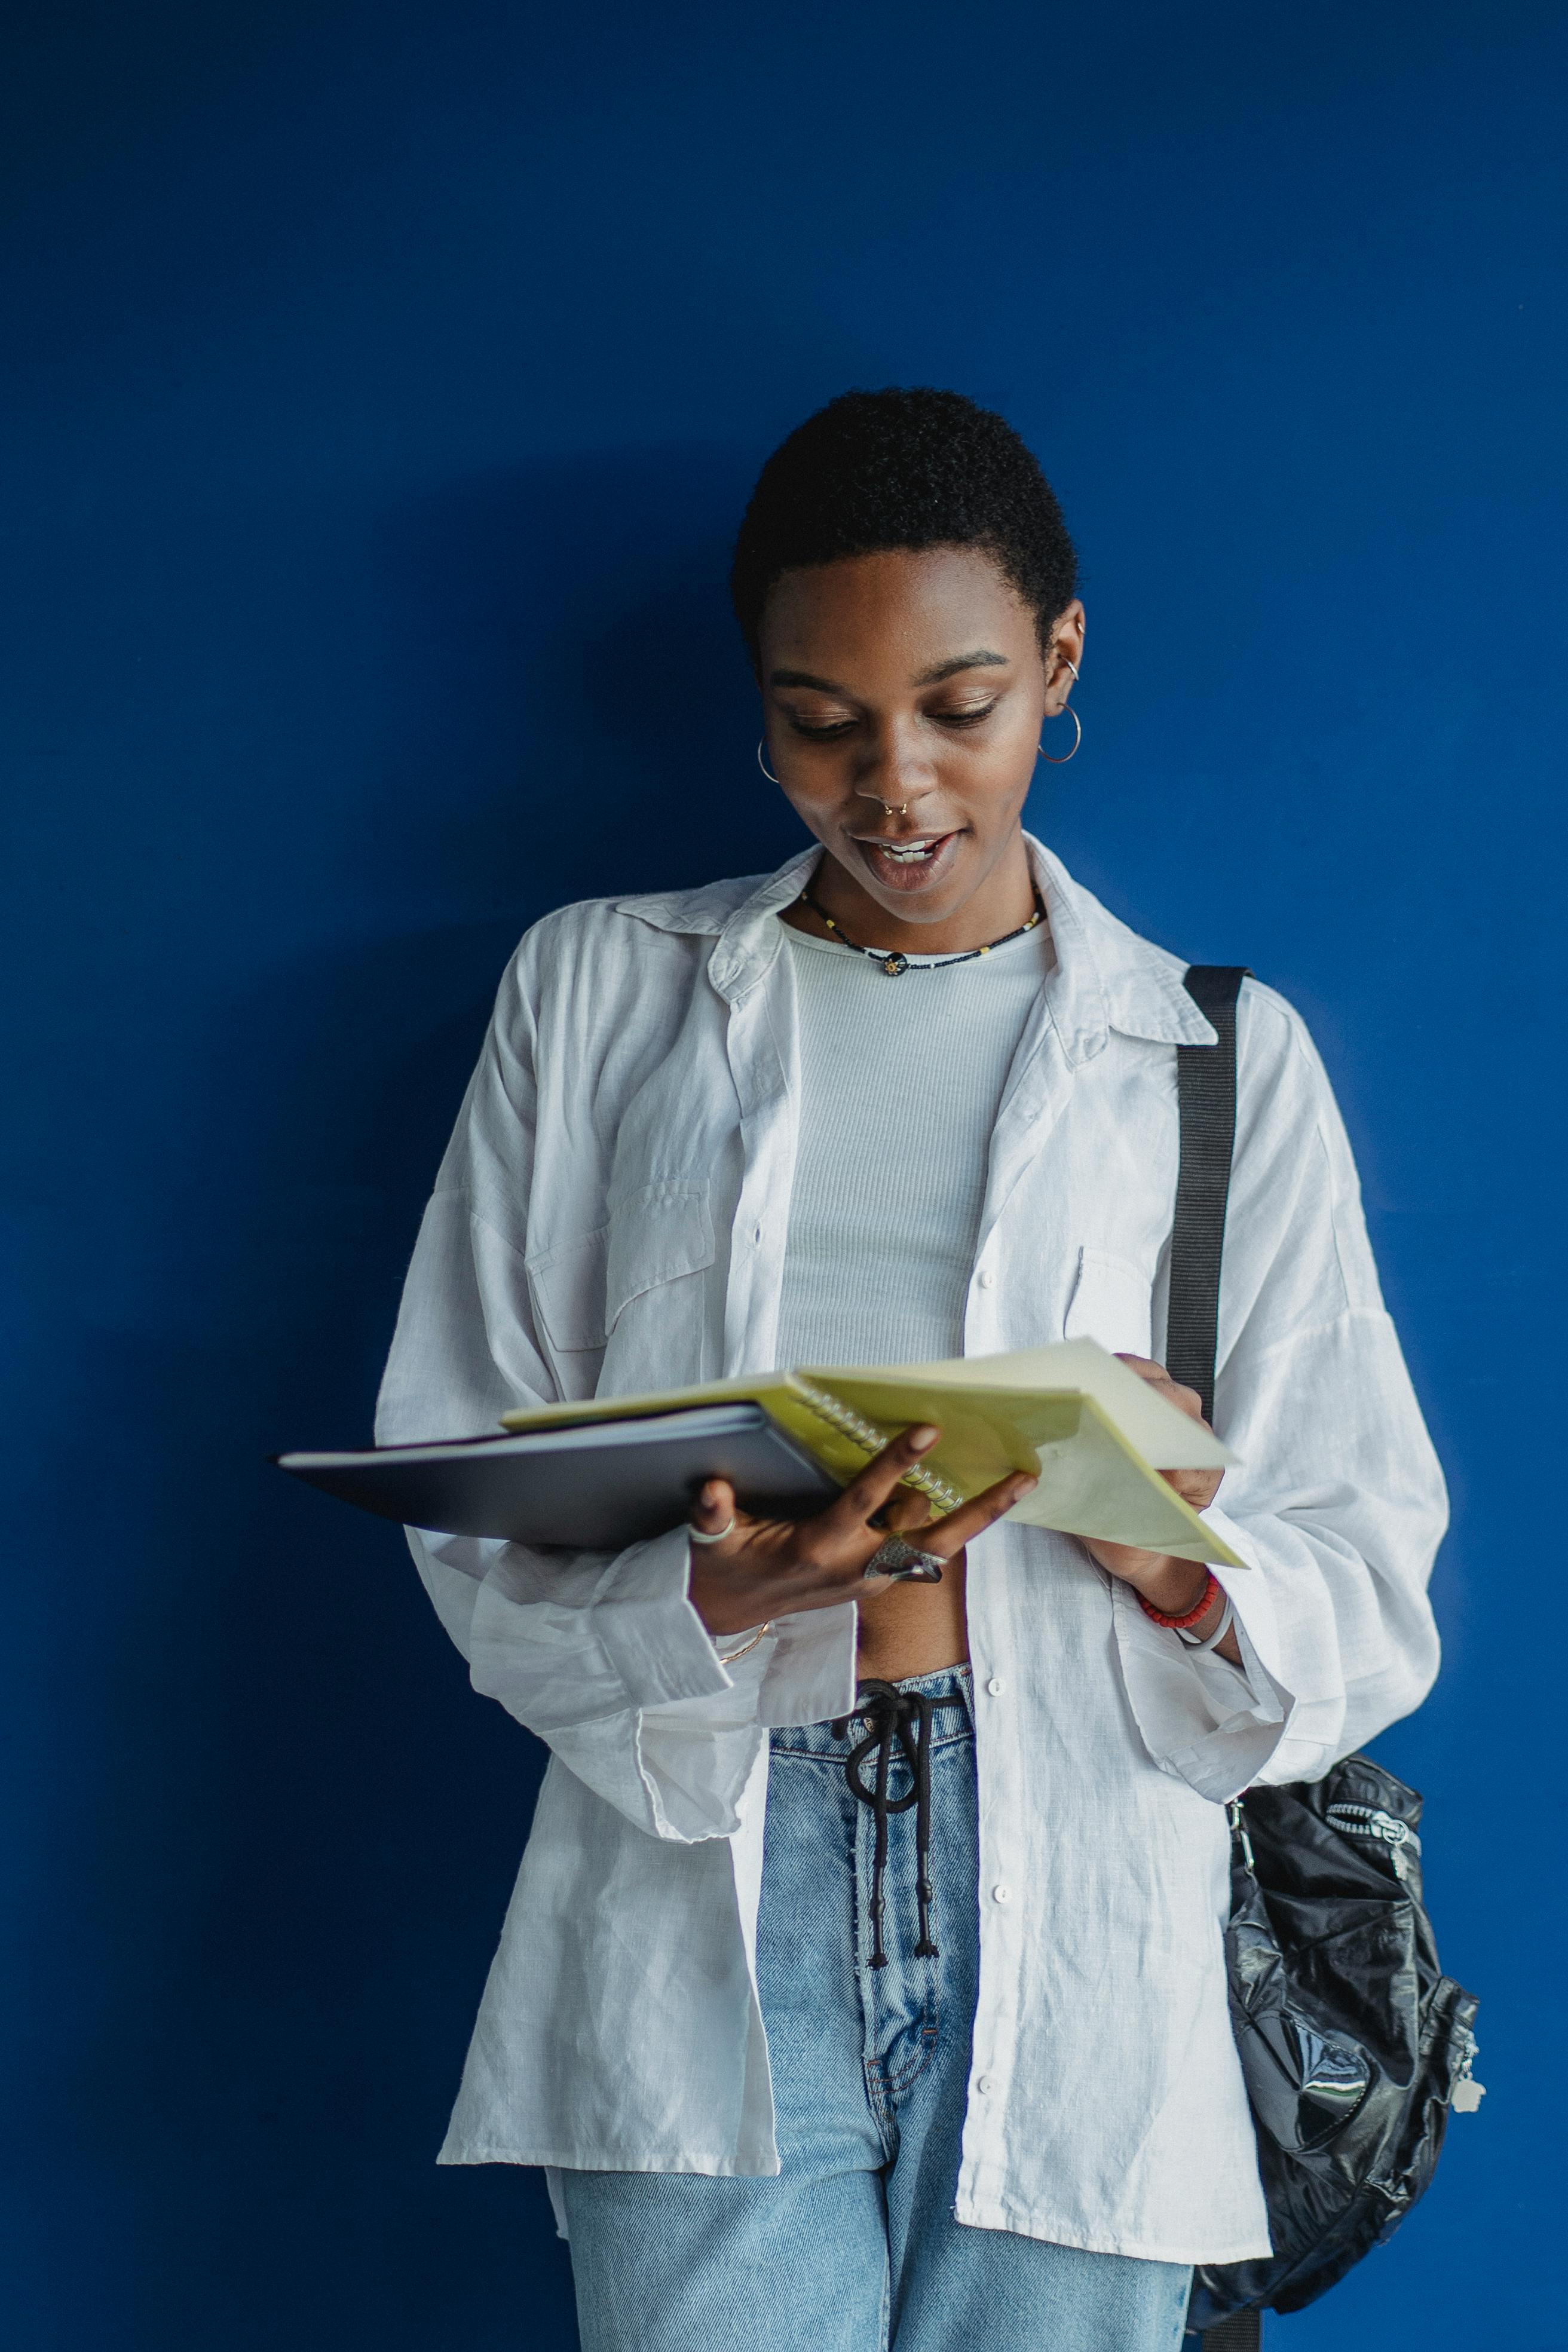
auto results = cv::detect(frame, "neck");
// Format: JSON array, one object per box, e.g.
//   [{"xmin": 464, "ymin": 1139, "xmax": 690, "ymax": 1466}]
[{"xmin": 785, "ymin": 830, "xmax": 1037, "ymax": 956}]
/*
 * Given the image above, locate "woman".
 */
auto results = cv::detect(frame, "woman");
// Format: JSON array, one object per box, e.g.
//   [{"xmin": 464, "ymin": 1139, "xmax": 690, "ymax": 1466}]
[{"xmin": 376, "ymin": 390, "xmax": 1444, "ymax": 2352}]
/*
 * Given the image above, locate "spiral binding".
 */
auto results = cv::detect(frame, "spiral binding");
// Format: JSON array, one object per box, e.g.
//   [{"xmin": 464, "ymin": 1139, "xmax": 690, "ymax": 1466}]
[{"xmin": 792, "ymin": 1379, "xmax": 966, "ymax": 1515}]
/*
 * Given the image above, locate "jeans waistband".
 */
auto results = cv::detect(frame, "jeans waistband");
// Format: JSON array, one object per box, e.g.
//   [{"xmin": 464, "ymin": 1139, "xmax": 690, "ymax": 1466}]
[
  {"xmin": 770, "ymin": 1664, "xmax": 974, "ymax": 1759},
  {"xmin": 772, "ymin": 1665, "xmax": 974, "ymax": 1968}
]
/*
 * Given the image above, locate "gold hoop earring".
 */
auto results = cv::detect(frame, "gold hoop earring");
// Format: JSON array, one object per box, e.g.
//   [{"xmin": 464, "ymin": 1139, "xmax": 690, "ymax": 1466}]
[
  {"xmin": 757, "ymin": 739, "xmax": 780, "ymax": 785},
  {"xmin": 1038, "ymin": 661, "xmax": 1082, "ymax": 765}
]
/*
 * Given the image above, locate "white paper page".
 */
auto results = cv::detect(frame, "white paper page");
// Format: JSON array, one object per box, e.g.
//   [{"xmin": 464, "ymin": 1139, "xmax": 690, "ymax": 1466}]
[{"xmin": 853, "ymin": 1339, "xmax": 1235, "ymax": 1470}]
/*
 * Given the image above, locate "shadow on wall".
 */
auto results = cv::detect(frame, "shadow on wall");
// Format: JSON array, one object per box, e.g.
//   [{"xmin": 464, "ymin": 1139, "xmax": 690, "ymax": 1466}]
[{"xmin": 52, "ymin": 444, "xmax": 796, "ymax": 2348}]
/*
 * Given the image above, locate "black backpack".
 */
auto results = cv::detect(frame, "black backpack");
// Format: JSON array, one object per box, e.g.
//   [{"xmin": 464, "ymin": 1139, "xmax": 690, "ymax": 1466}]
[{"xmin": 1170, "ymin": 968, "xmax": 1483, "ymax": 2352}]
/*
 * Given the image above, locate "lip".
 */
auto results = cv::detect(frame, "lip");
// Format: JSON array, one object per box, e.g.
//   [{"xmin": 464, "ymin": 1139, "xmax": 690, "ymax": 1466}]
[{"xmin": 849, "ymin": 829, "xmax": 963, "ymax": 893}]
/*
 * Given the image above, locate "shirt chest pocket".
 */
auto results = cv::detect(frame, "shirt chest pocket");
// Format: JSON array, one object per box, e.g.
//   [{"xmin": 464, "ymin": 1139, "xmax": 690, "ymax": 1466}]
[
  {"xmin": 526, "ymin": 1225, "xmax": 611, "ymax": 1400},
  {"xmin": 1062, "ymin": 1247, "xmax": 1153, "ymax": 1359},
  {"xmin": 601, "ymin": 1181, "xmax": 718, "ymax": 1395}
]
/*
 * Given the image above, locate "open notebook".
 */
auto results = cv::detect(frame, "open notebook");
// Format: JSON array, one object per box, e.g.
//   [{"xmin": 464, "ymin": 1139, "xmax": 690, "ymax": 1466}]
[{"xmin": 279, "ymin": 1339, "xmax": 1242, "ymax": 1567}]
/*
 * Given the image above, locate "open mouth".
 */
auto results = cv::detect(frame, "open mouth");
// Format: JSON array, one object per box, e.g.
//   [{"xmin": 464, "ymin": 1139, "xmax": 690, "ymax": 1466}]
[
  {"xmin": 873, "ymin": 836, "xmax": 945, "ymax": 864},
  {"xmin": 850, "ymin": 830, "xmax": 961, "ymax": 888}
]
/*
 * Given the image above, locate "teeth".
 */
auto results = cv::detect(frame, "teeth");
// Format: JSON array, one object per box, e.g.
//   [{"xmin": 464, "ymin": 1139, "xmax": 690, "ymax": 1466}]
[{"xmin": 881, "ymin": 840, "xmax": 940, "ymax": 861}]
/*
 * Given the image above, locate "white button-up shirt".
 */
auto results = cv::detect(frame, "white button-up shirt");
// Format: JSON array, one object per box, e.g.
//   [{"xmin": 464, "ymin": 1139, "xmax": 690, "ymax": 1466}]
[{"xmin": 375, "ymin": 836, "xmax": 1445, "ymax": 2265}]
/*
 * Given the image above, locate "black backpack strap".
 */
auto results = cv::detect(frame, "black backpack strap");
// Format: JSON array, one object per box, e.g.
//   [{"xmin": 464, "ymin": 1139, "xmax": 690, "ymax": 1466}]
[
  {"xmin": 1166, "ymin": 966, "xmax": 1250, "ymax": 1424},
  {"xmin": 1198, "ymin": 2313, "xmax": 1262, "ymax": 2351}
]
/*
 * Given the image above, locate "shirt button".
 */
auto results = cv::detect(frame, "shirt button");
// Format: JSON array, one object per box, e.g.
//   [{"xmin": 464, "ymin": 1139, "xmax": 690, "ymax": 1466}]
[
  {"xmin": 987, "ymin": 1677, "xmax": 1005, "ymax": 1697},
  {"xmin": 977, "ymin": 1268, "xmax": 997, "ymax": 1290},
  {"xmin": 976, "ymin": 2074, "xmax": 996, "ymax": 2094},
  {"xmin": 991, "ymin": 1884, "xmax": 1012, "ymax": 1904}
]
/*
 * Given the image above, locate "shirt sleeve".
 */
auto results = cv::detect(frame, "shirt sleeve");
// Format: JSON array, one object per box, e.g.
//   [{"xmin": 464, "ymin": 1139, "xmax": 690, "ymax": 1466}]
[
  {"xmin": 1114, "ymin": 984, "xmax": 1446, "ymax": 1802},
  {"xmin": 375, "ymin": 943, "xmax": 850, "ymax": 1844}
]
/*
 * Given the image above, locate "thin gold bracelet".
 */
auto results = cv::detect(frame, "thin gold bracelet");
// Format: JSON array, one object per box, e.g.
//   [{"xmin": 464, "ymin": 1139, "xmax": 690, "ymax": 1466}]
[{"xmin": 717, "ymin": 1620, "xmax": 774, "ymax": 1664}]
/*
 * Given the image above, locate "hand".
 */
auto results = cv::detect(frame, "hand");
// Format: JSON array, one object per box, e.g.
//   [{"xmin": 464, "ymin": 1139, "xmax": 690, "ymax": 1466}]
[
  {"xmin": 1082, "ymin": 1356, "xmax": 1229, "ymax": 1626},
  {"xmin": 686, "ymin": 1424, "xmax": 1038, "ymax": 1639}
]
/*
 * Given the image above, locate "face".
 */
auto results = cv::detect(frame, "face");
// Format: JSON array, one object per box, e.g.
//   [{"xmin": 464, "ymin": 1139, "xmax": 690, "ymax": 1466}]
[{"xmin": 759, "ymin": 545, "xmax": 1084, "ymax": 933}]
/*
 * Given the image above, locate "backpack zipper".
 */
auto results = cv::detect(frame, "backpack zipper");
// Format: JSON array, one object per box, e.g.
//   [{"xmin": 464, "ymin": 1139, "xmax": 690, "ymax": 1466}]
[
  {"xmin": 1327, "ymin": 1802, "xmax": 1422, "ymax": 1881},
  {"xmin": 1450, "ymin": 2018, "xmax": 1486, "ymax": 2113}
]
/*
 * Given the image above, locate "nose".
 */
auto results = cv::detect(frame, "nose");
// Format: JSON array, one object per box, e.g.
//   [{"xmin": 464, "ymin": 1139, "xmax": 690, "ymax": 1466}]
[{"xmin": 852, "ymin": 724, "xmax": 935, "ymax": 819}]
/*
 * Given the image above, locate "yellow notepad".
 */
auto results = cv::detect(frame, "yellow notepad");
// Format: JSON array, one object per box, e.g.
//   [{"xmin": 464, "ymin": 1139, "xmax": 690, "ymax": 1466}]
[{"xmin": 498, "ymin": 1339, "xmax": 1244, "ymax": 1569}]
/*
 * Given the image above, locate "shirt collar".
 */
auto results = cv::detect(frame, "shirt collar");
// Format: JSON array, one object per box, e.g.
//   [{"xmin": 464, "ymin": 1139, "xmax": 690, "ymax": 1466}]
[
  {"xmin": 1027, "ymin": 839, "xmax": 1218, "ymax": 1058},
  {"xmin": 613, "ymin": 835, "xmax": 1217, "ymax": 1051}
]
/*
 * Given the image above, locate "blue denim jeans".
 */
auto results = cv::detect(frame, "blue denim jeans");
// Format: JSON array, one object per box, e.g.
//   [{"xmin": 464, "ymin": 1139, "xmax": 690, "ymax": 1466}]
[{"xmin": 561, "ymin": 1667, "xmax": 1192, "ymax": 2352}]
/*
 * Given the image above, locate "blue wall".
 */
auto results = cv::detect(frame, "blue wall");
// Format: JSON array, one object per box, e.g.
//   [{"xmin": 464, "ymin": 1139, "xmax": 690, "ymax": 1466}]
[{"xmin": 3, "ymin": 4, "xmax": 1561, "ymax": 2343}]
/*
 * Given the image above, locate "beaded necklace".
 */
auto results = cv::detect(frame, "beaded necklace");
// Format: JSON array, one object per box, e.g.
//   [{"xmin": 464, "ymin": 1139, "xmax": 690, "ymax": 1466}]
[{"xmin": 795, "ymin": 885, "xmax": 1046, "ymax": 978}]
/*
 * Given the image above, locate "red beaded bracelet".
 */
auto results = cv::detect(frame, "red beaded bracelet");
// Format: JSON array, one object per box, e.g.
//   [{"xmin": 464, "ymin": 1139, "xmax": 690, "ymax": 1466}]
[{"xmin": 1137, "ymin": 1570, "xmax": 1220, "ymax": 1630}]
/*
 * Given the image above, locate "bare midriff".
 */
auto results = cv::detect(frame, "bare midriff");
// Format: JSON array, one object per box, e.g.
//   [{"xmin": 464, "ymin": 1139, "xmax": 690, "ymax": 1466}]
[{"xmin": 855, "ymin": 1550, "xmax": 970, "ymax": 1681}]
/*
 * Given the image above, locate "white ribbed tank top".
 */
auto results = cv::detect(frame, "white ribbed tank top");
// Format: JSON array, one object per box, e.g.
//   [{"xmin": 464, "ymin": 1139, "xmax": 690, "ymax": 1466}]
[{"xmin": 774, "ymin": 915, "xmax": 1052, "ymax": 1370}]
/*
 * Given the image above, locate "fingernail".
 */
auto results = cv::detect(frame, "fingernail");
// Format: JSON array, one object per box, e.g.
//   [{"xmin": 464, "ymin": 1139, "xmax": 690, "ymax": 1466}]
[
  {"xmin": 1012, "ymin": 1474, "xmax": 1038, "ymax": 1497},
  {"xmin": 908, "ymin": 1426, "xmax": 939, "ymax": 1453}
]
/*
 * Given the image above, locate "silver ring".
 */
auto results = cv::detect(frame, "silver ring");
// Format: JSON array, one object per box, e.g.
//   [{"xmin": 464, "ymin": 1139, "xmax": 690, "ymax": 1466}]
[
  {"xmin": 863, "ymin": 1535, "xmax": 945, "ymax": 1584},
  {"xmin": 688, "ymin": 1515, "xmax": 736, "ymax": 1547}
]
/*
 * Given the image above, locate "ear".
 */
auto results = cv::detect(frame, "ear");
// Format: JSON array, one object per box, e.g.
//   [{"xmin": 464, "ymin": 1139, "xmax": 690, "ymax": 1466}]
[{"xmin": 1045, "ymin": 601, "xmax": 1086, "ymax": 710}]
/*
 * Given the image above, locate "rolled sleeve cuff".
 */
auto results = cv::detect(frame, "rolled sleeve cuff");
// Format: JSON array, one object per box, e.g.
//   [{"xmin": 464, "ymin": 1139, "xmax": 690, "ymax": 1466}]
[
  {"xmin": 757, "ymin": 1598, "xmax": 859, "ymax": 1729},
  {"xmin": 599, "ymin": 1536, "xmax": 861, "ymax": 1732},
  {"xmin": 1205, "ymin": 1507, "xmax": 1288, "ymax": 1684},
  {"xmin": 590, "ymin": 1525, "xmax": 737, "ymax": 1709},
  {"xmin": 1113, "ymin": 1507, "xmax": 1298, "ymax": 1804}
]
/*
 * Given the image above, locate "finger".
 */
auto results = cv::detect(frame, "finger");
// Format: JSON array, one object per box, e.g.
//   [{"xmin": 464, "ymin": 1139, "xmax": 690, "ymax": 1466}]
[
  {"xmin": 1114, "ymin": 1355, "xmax": 1206, "ymax": 1425},
  {"xmin": 826, "ymin": 1425, "xmax": 942, "ymax": 1532},
  {"xmin": 878, "ymin": 1489, "xmax": 933, "ymax": 1534},
  {"xmin": 1160, "ymin": 1381, "xmax": 1205, "ymax": 1423},
  {"xmin": 919, "ymin": 1469, "xmax": 1039, "ymax": 1555},
  {"xmin": 1159, "ymin": 1467, "xmax": 1224, "ymax": 1507},
  {"xmin": 689, "ymin": 1478, "xmax": 740, "ymax": 1542}
]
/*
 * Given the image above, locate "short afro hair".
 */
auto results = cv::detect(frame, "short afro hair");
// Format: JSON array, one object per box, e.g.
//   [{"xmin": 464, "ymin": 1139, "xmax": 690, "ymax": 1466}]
[{"xmin": 730, "ymin": 387, "xmax": 1077, "ymax": 666}]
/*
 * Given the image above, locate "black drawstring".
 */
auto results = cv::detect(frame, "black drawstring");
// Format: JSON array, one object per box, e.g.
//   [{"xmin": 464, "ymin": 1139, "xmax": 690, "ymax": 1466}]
[{"xmin": 832, "ymin": 1681, "xmax": 967, "ymax": 1968}]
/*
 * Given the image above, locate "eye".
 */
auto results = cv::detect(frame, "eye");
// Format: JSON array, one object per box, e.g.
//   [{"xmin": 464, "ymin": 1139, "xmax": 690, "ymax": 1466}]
[
  {"xmin": 930, "ymin": 701, "xmax": 998, "ymax": 730},
  {"xmin": 785, "ymin": 713, "xmax": 858, "ymax": 741}
]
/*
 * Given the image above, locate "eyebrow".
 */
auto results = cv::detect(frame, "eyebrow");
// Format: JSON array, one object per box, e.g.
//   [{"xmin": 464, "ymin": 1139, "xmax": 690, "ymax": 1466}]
[
  {"xmin": 768, "ymin": 649, "xmax": 1010, "ymax": 694},
  {"xmin": 914, "ymin": 649, "xmax": 1009, "ymax": 685}
]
